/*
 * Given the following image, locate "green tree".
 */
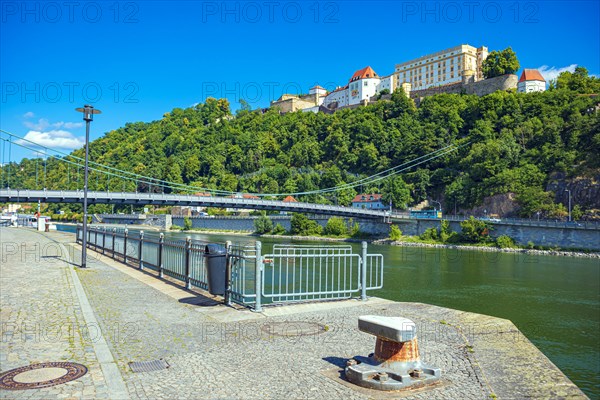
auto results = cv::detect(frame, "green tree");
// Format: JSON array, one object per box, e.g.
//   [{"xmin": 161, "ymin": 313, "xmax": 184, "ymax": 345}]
[
  {"xmin": 290, "ymin": 213, "xmax": 322, "ymax": 236},
  {"xmin": 571, "ymin": 205, "xmax": 583, "ymax": 221},
  {"xmin": 254, "ymin": 212, "xmax": 273, "ymax": 234},
  {"xmin": 482, "ymin": 47, "xmax": 520, "ymax": 78},
  {"xmin": 389, "ymin": 225, "xmax": 402, "ymax": 241},
  {"xmin": 323, "ymin": 217, "xmax": 347, "ymax": 236},
  {"xmin": 382, "ymin": 176, "xmax": 412, "ymax": 210},
  {"xmin": 460, "ymin": 217, "xmax": 491, "ymax": 243},
  {"xmin": 272, "ymin": 223, "xmax": 286, "ymax": 235},
  {"xmin": 183, "ymin": 217, "xmax": 192, "ymax": 230}
]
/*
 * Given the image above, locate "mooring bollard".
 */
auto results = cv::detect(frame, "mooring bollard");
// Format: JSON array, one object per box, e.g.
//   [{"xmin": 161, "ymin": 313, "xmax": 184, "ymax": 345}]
[{"xmin": 345, "ymin": 315, "xmax": 441, "ymax": 391}]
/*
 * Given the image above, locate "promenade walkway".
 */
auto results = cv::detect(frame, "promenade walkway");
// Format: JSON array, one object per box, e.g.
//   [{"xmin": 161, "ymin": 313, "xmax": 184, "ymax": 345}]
[{"xmin": 0, "ymin": 228, "xmax": 586, "ymax": 399}]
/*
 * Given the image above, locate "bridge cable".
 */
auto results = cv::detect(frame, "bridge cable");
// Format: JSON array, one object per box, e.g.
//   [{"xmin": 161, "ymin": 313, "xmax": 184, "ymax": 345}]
[{"xmin": 0, "ymin": 130, "xmax": 467, "ymax": 197}]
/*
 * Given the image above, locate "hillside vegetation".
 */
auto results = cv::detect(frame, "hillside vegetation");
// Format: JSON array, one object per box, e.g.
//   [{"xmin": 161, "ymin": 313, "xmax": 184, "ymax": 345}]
[{"xmin": 5, "ymin": 68, "xmax": 600, "ymax": 218}]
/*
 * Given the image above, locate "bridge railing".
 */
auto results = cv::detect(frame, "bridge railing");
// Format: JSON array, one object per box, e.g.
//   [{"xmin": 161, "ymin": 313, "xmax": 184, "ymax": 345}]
[{"xmin": 76, "ymin": 225, "xmax": 384, "ymax": 311}]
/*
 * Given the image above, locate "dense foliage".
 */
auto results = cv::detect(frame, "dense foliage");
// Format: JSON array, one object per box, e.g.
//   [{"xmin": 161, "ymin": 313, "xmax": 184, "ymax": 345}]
[
  {"xmin": 2, "ymin": 70, "xmax": 599, "ymax": 217},
  {"xmin": 482, "ymin": 47, "xmax": 520, "ymax": 78}
]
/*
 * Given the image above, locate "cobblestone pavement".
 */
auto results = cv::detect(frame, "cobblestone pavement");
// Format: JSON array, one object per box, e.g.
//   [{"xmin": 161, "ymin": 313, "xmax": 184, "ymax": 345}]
[{"xmin": 1, "ymin": 229, "xmax": 587, "ymax": 399}]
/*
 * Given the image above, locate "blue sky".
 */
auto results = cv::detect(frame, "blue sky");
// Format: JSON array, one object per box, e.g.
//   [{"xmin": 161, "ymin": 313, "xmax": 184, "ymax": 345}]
[{"xmin": 1, "ymin": 0, "xmax": 599, "ymax": 162}]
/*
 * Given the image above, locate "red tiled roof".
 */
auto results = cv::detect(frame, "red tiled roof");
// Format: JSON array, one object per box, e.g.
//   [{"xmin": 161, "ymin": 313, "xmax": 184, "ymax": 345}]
[
  {"xmin": 194, "ymin": 192, "xmax": 211, "ymax": 197},
  {"xmin": 283, "ymin": 195, "xmax": 298, "ymax": 202},
  {"xmin": 519, "ymin": 69, "xmax": 545, "ymax": 83},
  {"xmin": 310, "ymin": 85, "xmax": 325, "ymax": 90},
  {"xmin": 352, "ymin": 194, "xmax": 383, "ymax": 203},
  {"xmin": 349, "ymin": 66, "xmax": 378, "ymax": 83}
]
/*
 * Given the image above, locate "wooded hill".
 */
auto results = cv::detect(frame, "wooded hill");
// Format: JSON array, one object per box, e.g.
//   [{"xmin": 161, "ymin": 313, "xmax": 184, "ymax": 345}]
[{"xmin": 6, "ymin": 68, "xmax": 600, "ymax": 218}]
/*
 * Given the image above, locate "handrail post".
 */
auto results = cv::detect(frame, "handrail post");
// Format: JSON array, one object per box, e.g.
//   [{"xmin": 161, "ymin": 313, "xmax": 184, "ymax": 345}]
[
  {"xmin": 185, "ymin": 236, "xmax": 191, "ymax": 289},
  {"xmin": 254, "ymin": 241, "xmax": 263, "ymax": 312},
  {"xmin": 361, "ymin": 241, "xmax": 368, "ymax": 301},
  {"xmin": 158, "ymin": 233, "xmax": 164, "ymax": 278},
  {"xmin": 112, "ymin": 228, "xmax": 116, "ymax": 259},
  {"xmin": 102, "ymin": 226, "xmax": 106, "ymax": 256},
  {"xmin": 225, "ymin": 240, "xmax": 232, "ymax": 306},
  {"xmin": 124, "ymin": 229, "xmax": 128, "ymax": 264},
  {"xmin": 138, "ymin": 230, "xmax": 144, "ymax": 270}
]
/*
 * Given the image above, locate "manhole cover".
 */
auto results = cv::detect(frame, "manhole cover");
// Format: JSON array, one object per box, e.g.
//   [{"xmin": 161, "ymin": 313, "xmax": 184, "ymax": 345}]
[
  {"xmin": 0, "ymin": 362, "xmax": 88, "ymax": 390},
  {"xmin": 129, "ymin": 359, "xmax": 170, "ymax": 373},
  {"xmin": 261, "ymin": 321, "xmax": 327, "ymax": 337}
]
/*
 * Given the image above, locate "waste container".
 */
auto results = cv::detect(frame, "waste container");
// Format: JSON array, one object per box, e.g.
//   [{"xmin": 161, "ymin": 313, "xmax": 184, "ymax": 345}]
[{"xmin": 205, "ymin": 244, "xmax": 227, "ymax": 295}]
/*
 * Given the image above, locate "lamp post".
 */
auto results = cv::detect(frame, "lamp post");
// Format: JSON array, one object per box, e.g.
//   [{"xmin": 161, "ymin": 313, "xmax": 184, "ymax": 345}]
[
  {"xmin": 565, "ymin": 189, "xmax": 572, "ymax": 222},
  {"xmin": 75, "ymin": 105, "xmax": 101, "ymax": 268}
]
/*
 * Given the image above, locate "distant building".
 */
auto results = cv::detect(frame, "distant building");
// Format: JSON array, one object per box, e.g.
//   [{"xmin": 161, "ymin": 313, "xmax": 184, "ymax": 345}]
[
  {"xmin": 517, "ymin": 69, "xmax": 546, "ymax": 93},
  {"xmin": 394, "ymin": 44, "xmax": 488, "ymax": 91},
  {"xmin": 323, "ymin": 66, "xmax": 401, "ymax": 110},
  {"xmin": 270, "ymin": 85, "xmax": 327, "ymax": 113},
  {"xmin": 282, "ymin": 195, "xmax": 298, "ymax": 202},
  {"xmin": 351, "ymin": 194, "xmax": 387, "ymax": 210}
]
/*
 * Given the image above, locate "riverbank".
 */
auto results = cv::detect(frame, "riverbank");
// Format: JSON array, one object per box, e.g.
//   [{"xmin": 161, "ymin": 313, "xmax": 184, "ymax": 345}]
[
  {"xmin": 374, "ymin": 238, "xmax": 600, "ymax": 259},
  {"xmin": 170, "ymin": 227, "xmax": 600, "ymax": 259}
]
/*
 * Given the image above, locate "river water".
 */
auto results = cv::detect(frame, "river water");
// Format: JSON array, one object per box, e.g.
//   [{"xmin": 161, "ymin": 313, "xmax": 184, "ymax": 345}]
[{"xmin": 60, "ymin": 226, "xmax": 600, "ymax": 397}]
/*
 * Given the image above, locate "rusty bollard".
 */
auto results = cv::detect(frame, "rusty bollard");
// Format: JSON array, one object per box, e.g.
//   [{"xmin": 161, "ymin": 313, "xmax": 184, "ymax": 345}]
[{"xmin": 345, "ymin": 316, "xmax": 441, "ymax": 390}]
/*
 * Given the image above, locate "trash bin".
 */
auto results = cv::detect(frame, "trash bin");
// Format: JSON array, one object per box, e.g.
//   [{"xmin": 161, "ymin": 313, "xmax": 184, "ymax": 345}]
[{"xmin": 205, "ymin": 244, "xmax": 227, "ymax": 295}]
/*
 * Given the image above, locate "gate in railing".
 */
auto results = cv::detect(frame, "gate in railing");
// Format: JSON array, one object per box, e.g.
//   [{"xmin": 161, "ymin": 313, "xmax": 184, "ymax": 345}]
[{"xmin": 76, "ymin": 225, "xmax": 384, "ymax": 312}]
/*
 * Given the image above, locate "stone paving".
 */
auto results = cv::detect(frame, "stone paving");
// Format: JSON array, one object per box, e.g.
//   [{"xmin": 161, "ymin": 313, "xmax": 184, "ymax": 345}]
[{"xmin": 1, "ymin": 228, "xmax": 588, "ymax": 399}]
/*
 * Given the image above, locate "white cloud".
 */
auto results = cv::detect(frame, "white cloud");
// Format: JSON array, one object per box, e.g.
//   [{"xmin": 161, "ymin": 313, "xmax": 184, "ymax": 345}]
[
  {"xmin": 23, "ymin": 118, "xmax": 84, "ymax": 131},
  {"xmin": 537, "ymin": 64, "xmax": 577, "ymax": 82},
  {"xmin": 17, "ymin": 130, "xmax": 84, "ymax": 150},
  {"xmin": 62, "ymin": 122, "xmax": 84, "ymax": 129},
  {"xmin": 23, "ymin": 111, "xmax": 35, "ymax": 118}
]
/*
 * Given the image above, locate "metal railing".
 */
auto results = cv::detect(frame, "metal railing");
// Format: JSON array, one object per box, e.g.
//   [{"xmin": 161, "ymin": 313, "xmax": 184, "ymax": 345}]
[{"xmin": 76, "ymin": 225, "xmax": 384, "ymax": 311}]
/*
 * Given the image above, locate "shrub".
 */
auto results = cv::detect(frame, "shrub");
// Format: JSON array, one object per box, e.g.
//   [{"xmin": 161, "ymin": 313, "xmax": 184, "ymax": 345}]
[
  {"xmin": 496, "ymin": 235, "xmax": 516, "ymax": 248},
  {"xmin": 290, "ymin": 213, "xmax": 323, "ymax": 236},
  {"xmin": 389, "ymin": 225, "xmax": 402, "ymax": 241},
  {"xmin": 254, "ymin": 213, "xmax": 273, "ymax": 234},
  {"xmin": 460, "ymin": 216, "xmax": 491, "ymax": 243},
  {"xmin": 324, "ymin": 217, "xmax": 347, "ymax": 236},
  {"xmin": 420, "ymin": 227, "xmax": 439, "ymax": 241},
  {"xmin": 183, "ymin": 217, "xmax": 193, "ymax": 230},
  {"xmin": 440, "ymin": 220, "xmax": 452, "ymax": 242},
  {"xmin": 527, "ymin": 241, "xmax": 535, "ymax": 249},
  {"xmin": 272, "ymin": 223, "xmax": 286, "ymax": 235}
]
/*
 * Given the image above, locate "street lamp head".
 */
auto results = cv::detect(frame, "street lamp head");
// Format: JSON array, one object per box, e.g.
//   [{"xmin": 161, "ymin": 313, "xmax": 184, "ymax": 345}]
[{"xmin": 75, "ymin": 105, "xmax": 102, "ymax": 122}]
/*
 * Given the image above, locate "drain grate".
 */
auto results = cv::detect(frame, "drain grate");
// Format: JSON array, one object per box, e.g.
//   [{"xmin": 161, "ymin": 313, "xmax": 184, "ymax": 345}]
[
  {"xmin": 0, "ymin": 362, "xmax": 88, "ymax": 390},
  {"xmin": 129, "ymin": 359, "xmax": 170, "ymax": 373}
]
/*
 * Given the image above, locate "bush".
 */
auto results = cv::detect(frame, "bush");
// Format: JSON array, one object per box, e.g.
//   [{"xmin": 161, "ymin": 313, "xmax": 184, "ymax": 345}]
[
  {"xmin": 348, "ymin": 218, "xmax": 360, "ymax": 236},
  {"xmin": 496, "ymin": 235, "xmax": 516, "ymax": 248},
  {"xmin": 460, "ymin": 217, "xmax": 491, "ymax": 243},
  {"xmin": 254, "ymin": 213, "xmax": 273, "ymax": 234},
  {"xmin": 420, "ymin": 227, "xmax": 439, "ymax": 241},
  {"xmin": 323, "ymin": 217, "xmax": 347, "ymax": 236},
  {"xmin": 272, "ymin": 223, "xmax": 286, "ymax": 235},
  {"xmin": 527, "ymin": 241, "xmax": 535, "ymax": 249},
  {"xmin": 389, "ymin": 225, "xmax": 402, "ymax": 241},
  {"xmin": 440, "ymin": 220, "xmax": 452, "ymax": 242},
  {"xmin": 290, "ymin": 213, "xmax": 323, "ymax": 236},
  {"xmin": 183, "ymin": 217, "xmax": 193, "ymax": 230}
]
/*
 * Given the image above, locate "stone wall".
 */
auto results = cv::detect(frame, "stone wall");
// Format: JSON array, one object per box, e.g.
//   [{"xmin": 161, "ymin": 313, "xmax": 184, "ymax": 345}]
[
  {"xmin": 411, "ymin": 74, "xmax": 518, "ymax": 102},
  {"xmin": 393, "ymin": 219, "xmax": 600, "ymax": 250}
]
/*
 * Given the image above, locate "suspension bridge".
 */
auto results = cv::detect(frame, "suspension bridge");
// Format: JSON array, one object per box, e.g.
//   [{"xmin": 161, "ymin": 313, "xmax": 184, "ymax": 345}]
[{"xmin": 0, "ymin": 189, "xmax": 389, "ymax": 219}]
